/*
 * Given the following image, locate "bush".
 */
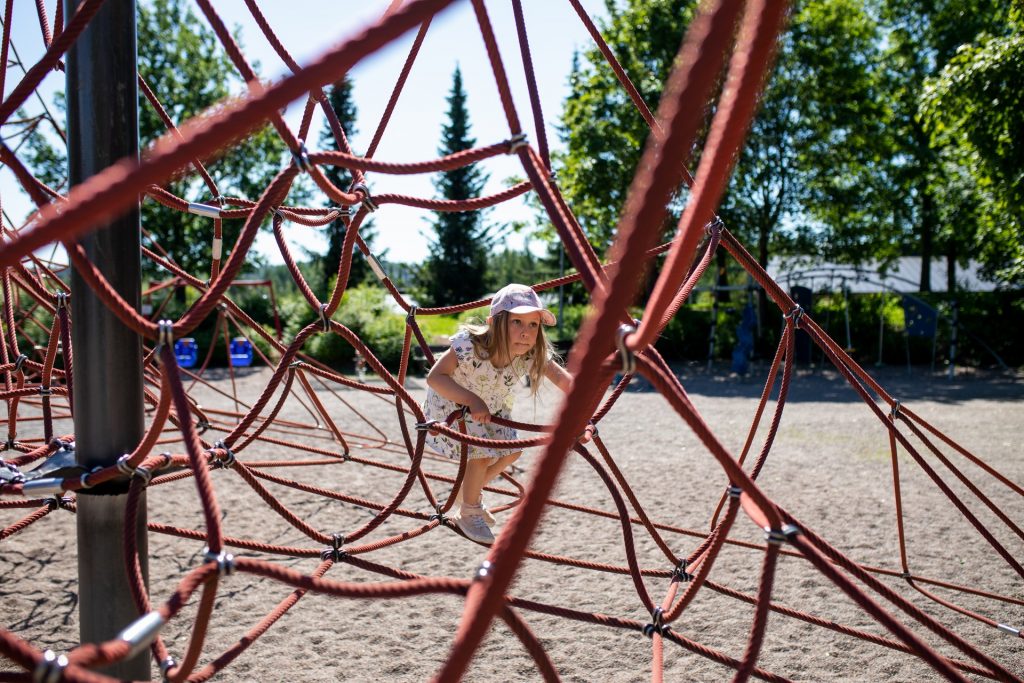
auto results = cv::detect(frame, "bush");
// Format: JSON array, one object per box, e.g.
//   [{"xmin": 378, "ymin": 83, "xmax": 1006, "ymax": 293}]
[{"xmin": 304, "ymin": 285, "xmax": 408, "ymax": 372}]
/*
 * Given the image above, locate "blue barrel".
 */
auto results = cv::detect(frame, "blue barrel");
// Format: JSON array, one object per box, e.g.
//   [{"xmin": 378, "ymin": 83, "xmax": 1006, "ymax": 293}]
[
  {"xmin": 174, "ymin": 338, "xmax": 198, "ymax": 369},
  {"xmin": 229, "ymin": 337, "xmax": 254, "ymax": 367}
]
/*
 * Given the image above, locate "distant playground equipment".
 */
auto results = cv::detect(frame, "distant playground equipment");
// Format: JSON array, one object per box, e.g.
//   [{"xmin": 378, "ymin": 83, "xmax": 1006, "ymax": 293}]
[
  {"xmin": 769, "ymin": 259, "xmax": 1008, "ymax": 376},
  {"xmin": 229, "ymin": 337, "xmax": 254, "ymax": 367},
  {"xmin": 173, "ymin": 337, "xmax": 198, "ymax": 369}
]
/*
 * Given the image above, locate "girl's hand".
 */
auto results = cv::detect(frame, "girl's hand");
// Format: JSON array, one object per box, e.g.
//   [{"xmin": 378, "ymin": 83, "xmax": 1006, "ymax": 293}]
[{"xmin": 466, "ymin": 395, "xmax": 491, "ymax": 423}]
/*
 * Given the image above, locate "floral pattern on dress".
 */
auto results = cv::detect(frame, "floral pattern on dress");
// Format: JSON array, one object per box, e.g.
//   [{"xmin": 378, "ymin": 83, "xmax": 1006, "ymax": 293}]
[{"xmin": 423, "ymin": 330, "xmax": 529, "ymax": 460}]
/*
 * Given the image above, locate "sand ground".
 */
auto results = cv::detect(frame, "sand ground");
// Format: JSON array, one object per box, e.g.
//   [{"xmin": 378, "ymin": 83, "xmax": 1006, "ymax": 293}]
[{"xmin": 2, "ymin": 361, "xmax": 1022, "ymax": 682}]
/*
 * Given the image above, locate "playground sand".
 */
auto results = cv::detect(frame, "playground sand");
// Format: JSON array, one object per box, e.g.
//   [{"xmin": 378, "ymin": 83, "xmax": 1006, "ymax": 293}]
[{"xmin": 2, "ymin": 363, "xmax": 1022, "ymax": 682}]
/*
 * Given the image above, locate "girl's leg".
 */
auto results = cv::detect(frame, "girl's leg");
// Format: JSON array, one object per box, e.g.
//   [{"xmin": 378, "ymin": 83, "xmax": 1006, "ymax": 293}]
[
  {"xmin": 460, "ymin": 456, "xmax": 495, "ymax": 505},
  {"xmin": 483, "ymin": 451, "xmax": 522, "ymax": 485}
]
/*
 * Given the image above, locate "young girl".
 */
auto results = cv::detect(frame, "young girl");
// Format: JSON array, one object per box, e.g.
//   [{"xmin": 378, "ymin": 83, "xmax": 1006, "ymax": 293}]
[{"xmin": 423, "ymin": 283, "xmax": 593, "ymax": 544}]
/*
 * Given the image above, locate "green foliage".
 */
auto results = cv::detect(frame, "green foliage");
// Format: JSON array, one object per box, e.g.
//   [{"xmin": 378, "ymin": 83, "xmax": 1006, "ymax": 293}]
[
  {"xmin": 305, "ymin": 285, "xmax": 407, "ymax": 371},
  {"xmin": 919, "ymin": 10, "xmax": 1024, "ymax": 285},
  {"xmin": 20, "ymin": 0, "xmax": 289, "ymax": 279},
  {"xmin": 421, "ymin": 66, "xmax": 491, "ymax": 306}
]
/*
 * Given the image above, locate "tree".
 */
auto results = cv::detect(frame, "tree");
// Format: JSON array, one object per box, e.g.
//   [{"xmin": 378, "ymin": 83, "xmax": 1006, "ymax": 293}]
[
  {"xmin": 421, "ymin": 66, "xmax": 490, "ymax": 306},
  {"xmin": 314, "ymin": 77, "xmax": 381, "ymax": 293},
  {"xmin": 877, "ymin": 0, "xmax": 1010, "ymax": 291},
  {"xmin": 22, "ymin": 0, "xmax": 288, "ymax": 280},
  {"xmin": 919, "ymin": 9, "xmax": 1024, "ymax": 286}
]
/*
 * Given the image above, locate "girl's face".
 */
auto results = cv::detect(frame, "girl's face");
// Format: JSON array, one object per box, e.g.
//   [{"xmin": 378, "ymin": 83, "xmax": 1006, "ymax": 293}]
[{"xmin": 506, "ymin": 311, "xmax": 542, "ymax": 358}]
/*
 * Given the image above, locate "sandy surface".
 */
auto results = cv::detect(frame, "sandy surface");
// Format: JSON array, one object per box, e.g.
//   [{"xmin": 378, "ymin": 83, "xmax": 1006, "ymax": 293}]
[{"xmin": 2, "ymin": 361, "xmax": 1022, "ymax": 682}]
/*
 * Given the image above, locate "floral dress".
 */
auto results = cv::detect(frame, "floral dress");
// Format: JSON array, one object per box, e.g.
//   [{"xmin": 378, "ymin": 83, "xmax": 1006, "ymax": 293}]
[{"xmin": 423, "ymin": 330, "xmax": 529, "ymax": 460}]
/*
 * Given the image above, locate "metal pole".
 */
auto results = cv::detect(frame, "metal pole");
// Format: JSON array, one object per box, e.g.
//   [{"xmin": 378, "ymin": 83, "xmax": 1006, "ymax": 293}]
[{"xmin": 66, "ymin": 0, "xmax": 148, "ymax": 678}]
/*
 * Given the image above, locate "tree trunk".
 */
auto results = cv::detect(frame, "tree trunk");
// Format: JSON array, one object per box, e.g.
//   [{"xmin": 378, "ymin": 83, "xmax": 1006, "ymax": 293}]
[{"xmin": 919, "ymin": 184, "xmax": 935, "ymax": 292}]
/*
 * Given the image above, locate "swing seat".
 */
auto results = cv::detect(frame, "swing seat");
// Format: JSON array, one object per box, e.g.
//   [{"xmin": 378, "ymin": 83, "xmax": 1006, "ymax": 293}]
[
  {"xmin": 174, "ymin": 338, "xmax": 198, "ymax": 369},
  {"xmin": 229, "ymin": 337, "xmax": 254, "ymax": 367}
]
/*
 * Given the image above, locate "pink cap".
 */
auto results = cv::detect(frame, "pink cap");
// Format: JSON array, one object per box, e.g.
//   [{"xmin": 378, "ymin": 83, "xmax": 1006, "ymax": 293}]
[{"xmin": 490, "ymin": 284, "xmax": 556, "ymax": 326}]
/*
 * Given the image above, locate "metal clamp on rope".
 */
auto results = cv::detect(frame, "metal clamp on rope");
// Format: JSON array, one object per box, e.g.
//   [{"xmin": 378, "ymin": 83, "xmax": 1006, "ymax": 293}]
[
  {"xmin": 703, "ymin": 216, "xmax": 725, "ymax": 237},
  {"xmin": 54, "ymin": 291, "xmax": 69, "ymax": 310},
  {"xmin": 117, "ymin": 455, "xmax": 154, "ymax": 486},
  {"xmin": 211, "ymin": 441, "xmax": 235, "ymax": 469},
  {"xmin": 406, "ymin": 305, "xmax": 418, "ymax": 326},
  {"xmin": 78, "ymin": 466, "xmax": 101, "ymax": 490},
  {"xmin": 889, "ymin": 399, "xmax": 902, "ymax": 420},
  {"xmin": 415, "ymin": 419, "xmax": 439, "ymax": 432},
  {"xmin": 784, "ymin": 305, "xmax": 805, "ymax": 329},
  {"xmin": 33, "ymin": 649, "xmax": 68, "ymax": 683},
  {"xmin": 764, "ymin": 523, "xmax": 800, "ymax": 545},
  {"xmin": 187, "ymin": 202, "xmax": 221, "ymax": 219},
  {"xmin": 14, "ymin": 354, "xmax": 28, "ymax": 373},
  {"xmin": 366, "ymin": 252, "xmax": 388, "ymax": 283},
  {"xmin": 428, "ymin": 504, "xmax": 450, "ymax": 526},
  {"xmin": 548, "ymin": 169, "xmax": 558, "ymax": 183},
  {"xmin": 506, "ymin": 132, "xmax": 528, "ymax": 153},
  {"xmin": 202, "ymin": 547, "xmax": 235, "ymax": 576},
  {"xmin": 117, "ymin": 610, "xmax": 167, "ymax": 659},
  {"xmin": 726, "ymin": 484, "xmax": 743, "ymax": 499},
  {"xmin": 46, "ymin": 495, "xmax": 71, "ymax": 511},
  {"xmin": 292, "ymin": 139, "xmax": 315, "ymax": 173},
  {"xmin": 351, "ymin": 182, "xmax": 377, "ymax": 212},
  {"xmin": 616, "ymin": 324, "xmax": 637, "ymax": 375},
  {"xmin": 320, "ymin": 533, "xmax": 347, "ymax": 562},
  {"xmin": 196, "ymin": 418, "xmax": 211, "ymax": 435},
  {"xmin": 671, "ymin": 559, "xmax": 693, "ymax": 582},
  {"xmin": 157, "ymin": 319, "xmax": 174, "ymax": 351},
  {"xmin": 585, "ymin": 420, "xmax": 598, "ymax": 438},
  {"xmin": 996, "ymin": 623, "xmax": 1021, "ymax": 636},
  {"xmin": 474, "ymin": 560, "xmax": 493, "ymax": 581},
  {"xmin": 38, "ymin": 386, "xmax": 52, "ymax": 397},
  {"xmin": 160, "ymin": 657, "xmax": 178, "ymax": 682},
  {"xmin": 318, "ymin": 304, "xmax": 331, "ymax": 332},
  {"xmin": 642, "ymin": 607, "xmax": 669, "ymax": 638}
]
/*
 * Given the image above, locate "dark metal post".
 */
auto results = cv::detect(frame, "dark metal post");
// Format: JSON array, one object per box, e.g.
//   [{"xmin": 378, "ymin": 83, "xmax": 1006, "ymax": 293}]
[{"xmin": 66, "ymin": 0, "xmax": 148, "ymax": 678}]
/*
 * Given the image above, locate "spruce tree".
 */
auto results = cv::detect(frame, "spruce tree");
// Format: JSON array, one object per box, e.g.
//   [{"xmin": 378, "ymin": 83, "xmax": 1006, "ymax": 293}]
[
  {"xmin": 317, "ymin": 77, "xmax": 379, "ymax": 293},
  {"xmin": 422, "ymin": 66, "xmax": 489, "ymax": 306}
]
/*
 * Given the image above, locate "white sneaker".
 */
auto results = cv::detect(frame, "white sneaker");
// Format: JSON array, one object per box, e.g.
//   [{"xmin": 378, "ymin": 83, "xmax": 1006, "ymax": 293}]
[
  {"xmin": 456, "ymin": 506, "xmax": 494, "ymax": 544},
  {"xmin": 453, "ymin": 488, "xmax": 496, "ymax": 526}
]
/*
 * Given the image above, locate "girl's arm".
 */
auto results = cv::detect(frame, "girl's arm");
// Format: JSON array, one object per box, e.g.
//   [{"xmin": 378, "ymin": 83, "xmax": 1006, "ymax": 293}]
[
  {"xmin": 427, "ymin": 348, "xmax": 491, "ymax": 422},
  {"xmin": 544, "ymin": 362, "xmax": 595, "ymax": 442}
]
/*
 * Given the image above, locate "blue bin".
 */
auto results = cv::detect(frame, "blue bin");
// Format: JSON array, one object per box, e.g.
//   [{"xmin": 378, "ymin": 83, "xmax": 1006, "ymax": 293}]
[
  {"xmin": 174, "ymin": 338, "xmax": 198, "ymax": 369},
  {"xmin": 229, "ymin": 337, "xmax": 254, "ymax": 367}
]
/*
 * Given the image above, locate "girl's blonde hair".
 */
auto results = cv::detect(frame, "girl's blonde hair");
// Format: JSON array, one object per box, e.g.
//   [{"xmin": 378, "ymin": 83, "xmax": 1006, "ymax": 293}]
[{"xmin": 462, "ymin": 310, "xmax": 556, "ymax": 395}]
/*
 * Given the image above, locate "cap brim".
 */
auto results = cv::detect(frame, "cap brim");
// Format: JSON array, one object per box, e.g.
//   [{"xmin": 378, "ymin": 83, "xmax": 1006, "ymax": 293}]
[{"xmin": 506, "ymin": 305, "xmax": 557, "ymax": 326}]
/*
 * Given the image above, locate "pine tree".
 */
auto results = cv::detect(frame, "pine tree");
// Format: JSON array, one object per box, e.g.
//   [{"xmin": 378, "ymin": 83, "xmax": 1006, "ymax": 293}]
[
  {"xmin": 421, "ymin": 66, "xmax": 489, "ymax": 306},
  {"xmin": 316, "ymin": 77, "xmax": 379, "ymax": 293}
]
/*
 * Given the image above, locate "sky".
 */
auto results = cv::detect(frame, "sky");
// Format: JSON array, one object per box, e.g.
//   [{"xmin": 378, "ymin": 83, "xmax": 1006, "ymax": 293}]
[{"xmin": 1, "ymin": 0, "xmax": 612, "ymax": 266}]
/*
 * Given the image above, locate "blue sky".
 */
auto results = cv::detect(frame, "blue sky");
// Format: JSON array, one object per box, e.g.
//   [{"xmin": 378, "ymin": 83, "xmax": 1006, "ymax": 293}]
[{"xmin": 1, "ymin": 0, "xmax": 611, "ymax": 265}]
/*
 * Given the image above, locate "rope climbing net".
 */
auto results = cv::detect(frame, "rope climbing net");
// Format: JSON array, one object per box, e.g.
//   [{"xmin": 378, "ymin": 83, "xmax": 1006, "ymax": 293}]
[{"xmin": 1, "ymin": 1, "xmax": 1021, "ymax": 681}]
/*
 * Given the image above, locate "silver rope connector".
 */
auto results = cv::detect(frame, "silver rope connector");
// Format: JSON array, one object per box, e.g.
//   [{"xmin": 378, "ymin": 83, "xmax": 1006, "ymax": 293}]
[
  {"xmin": 996, "ymin": 623, "xmax": 1020, "ymax": 636},
  {"xmin": 210, "ymin": 441, "xmax": 236, "ymax": 469},
  {"xmin": 202, "ymin": 548, "xmax": 235, "ymax": 577},
  {"xmin": 318, "ymin": 304, "xmax": 331, "ymax": 332},
  {"xmin": 351, "ymin": 182, "xmax": 377, "ymax": 212},
  {"xmin": 160, "ymin": 657, "xmax": 177, "ymax": 682},
  {"xmin": 33, "ymin": 649, "xmax": 68, "ymax": 683},
  {"xmin": 415, "ymin": 419, "xmax": 439, "ymax": 432},
  {"xmin": 642, "ymin": 607, "xmax": 669, "ymax": 637},
  {"xmin": 54, "ymin": 291, "xmax": 69, "ymax": 310},
  {"xmin": 321, "ymin": 533, "xmax": 347, "ymax": 562},
  {"xmin": 889, "ymin": 399, "xmax": 902, "ymax": 420},
  {"xmin": 474, "ymin": 560, "xmax": 493, "ymax": 581},
  {"xmin": 784, "ymin": 305, "xmax": 805, "ymax": 329},
  {"xmin": 187, "ymin": 202, "xmax": 221, "ymax": 219},
  {"xmin": 616, "ymin": 323, "xmax": 637, "ymax": 374},
  {"xmin": 292, "ymin": 139, "xmax": 314, "ymax": 173},
  {"xmin": 14, "ymin": 354, "xmax": 28, "ymax": 373},
  {"xmin": 117, "ymin": 611, "xmax": 167, "ymax": 659},
  {"xmin": 726, "ymin": 485, "xmax": 743, "ymax": 499},
  {"xmin": 506, "ymin": 132, "xmax": 528, "ymax": 153},
  {"xmin": 366, "ymin": 252, "xmax": 388, "ymax": 282},
  {"xmin": 22, "ymin": 478, "xmax": 63, "ymax": 497},
  {"xmin": 157, "ymin": 319, "xmax": 174, "ymax": 351},
  {"xmin": 764, "ymin": 523, "xmax": 801, "ymax": 545},
  {"xmin": 703, "ymin": 216, "xmax": 724, "ymax": 237}
]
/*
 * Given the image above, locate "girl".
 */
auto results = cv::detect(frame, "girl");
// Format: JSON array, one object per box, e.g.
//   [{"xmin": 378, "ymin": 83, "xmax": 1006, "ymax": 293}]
[{"xmin": 424, "ymin": 283, "xmax": 593, "ymax": 544}]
